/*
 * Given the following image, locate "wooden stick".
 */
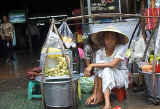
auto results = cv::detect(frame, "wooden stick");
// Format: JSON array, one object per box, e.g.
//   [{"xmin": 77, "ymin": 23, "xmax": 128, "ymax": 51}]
[
  {"xmin": 40, "ymin": 55, "xmax": 47, "ymax": 109},
  {"xmin": 53, "ymin": 19, "xmax": 76, "ymax": 109},
  {"xmin": 153, "ymin": 55, "xmax": 158, "ymax": 98},
  {"xmin": 142, "ymin": 19, "xmax": 160, "ymax": 61},
  {"xmin": 27, "ymin": 13, "xmax": 160, "ymax": 22},
  {"xmin": 152, "ymin": 19, "xmax": 160, "ymax": 98},
  {"xmin": 40, "ymin": 19, "xmax": 55, "ymax": 109},
  {"xmin": 80, "ymin": 0, "xmax": 85, "ymax": 24},
  {"xmin": 140, "ymin": 0, "xmax": 147, "ymax": 43},
  {"xmin": 66, "ymin": 13, "xmax": 160, "ymax": 21},
  {"xmin": 40, "ymin": 50, "xmax": 47, "ymax": 109},
  {"xmin": 128, "ymin": 20, "xmax": 140, "ymax": 49},
  {"xmin": 66, "ymin": 13, "xmax": 139, "ymax": 21}
]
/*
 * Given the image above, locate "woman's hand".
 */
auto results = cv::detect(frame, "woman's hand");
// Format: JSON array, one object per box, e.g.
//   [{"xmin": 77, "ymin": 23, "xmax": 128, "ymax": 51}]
[{"xmin": 84, "ymin": 64, "xmax": 93, "ymax": 77}]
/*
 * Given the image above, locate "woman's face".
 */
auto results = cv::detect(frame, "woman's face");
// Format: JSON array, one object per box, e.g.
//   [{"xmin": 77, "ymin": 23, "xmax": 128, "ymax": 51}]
[{"xmin": 104, "ymin": 32, "xmax": 117, "ymax": 49}]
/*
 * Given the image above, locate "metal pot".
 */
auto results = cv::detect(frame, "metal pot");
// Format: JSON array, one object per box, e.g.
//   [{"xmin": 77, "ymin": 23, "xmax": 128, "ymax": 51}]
[
  {"xmin": 44, "ymin": 79, "xmax": 72, "ymax": 107},
  {"xmin": 144, "ymin": 73, "xmax": 160, "ymax": 97},
  {"xmin": 43, "ymin": 77, "xmax": 79, "ymax": 108}
]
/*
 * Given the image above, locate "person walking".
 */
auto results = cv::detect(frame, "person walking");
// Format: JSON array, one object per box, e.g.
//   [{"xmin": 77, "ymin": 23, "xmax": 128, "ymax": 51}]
[{"xmin": 1, "ymin": 15, "xmax": 15, "ymax": 63}]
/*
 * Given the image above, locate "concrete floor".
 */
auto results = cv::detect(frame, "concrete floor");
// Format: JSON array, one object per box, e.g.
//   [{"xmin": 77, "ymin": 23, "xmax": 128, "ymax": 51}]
[
  {"xmin": 0, "ymin": 20, "xmax": 160, "ymax": 109},
  {"xmin": 0, "ymin": 50, "xmax": 160, "ymax": 109}
]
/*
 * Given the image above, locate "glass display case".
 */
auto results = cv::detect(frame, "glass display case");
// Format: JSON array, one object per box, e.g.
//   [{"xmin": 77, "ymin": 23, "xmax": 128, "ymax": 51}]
[{"xmin": 83, "ymin": 0, "xmax": 120, "ymax": 15}]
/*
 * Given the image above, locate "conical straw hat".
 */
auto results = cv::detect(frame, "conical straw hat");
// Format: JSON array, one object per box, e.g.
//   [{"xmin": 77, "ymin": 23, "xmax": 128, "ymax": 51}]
[{"xmin": 90, "ymin": 26, "xmax": 129, "ymax": 47}]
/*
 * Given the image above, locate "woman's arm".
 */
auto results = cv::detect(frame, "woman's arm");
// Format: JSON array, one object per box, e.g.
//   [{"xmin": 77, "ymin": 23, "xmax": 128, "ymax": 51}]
[
  {"xmin": 84, "ymin": 58, "xmax": 122, "ymax": 76},
  {"xmin": 10, "ymin": 23, "xmax": 14, "ymax": 39},
  {"xmin": 91, "ymin": 58, "xmax": 122, "ymax": 68}
]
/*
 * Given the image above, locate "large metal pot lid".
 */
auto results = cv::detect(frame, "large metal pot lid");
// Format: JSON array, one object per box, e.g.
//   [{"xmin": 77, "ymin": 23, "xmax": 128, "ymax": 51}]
[{"xmin": 35, "ymin": 74, "xmax": 80, "ymax": 82}]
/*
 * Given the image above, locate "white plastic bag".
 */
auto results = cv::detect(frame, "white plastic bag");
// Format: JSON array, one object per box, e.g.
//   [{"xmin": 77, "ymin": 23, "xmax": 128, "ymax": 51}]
[
  {"xmin": 132, "ymin": 32, "xmax": 146, "ymax": 58},
  {"xmin": 40, "ymin": 20, "xmax": 70, "ymax": 77},
  {"xmin": 58, "ymin": 22, "xmax": 73, "ymax": 48},
  {"xmin": 40, "ymin": 21, "xmax": 63, "ymax": 69}
]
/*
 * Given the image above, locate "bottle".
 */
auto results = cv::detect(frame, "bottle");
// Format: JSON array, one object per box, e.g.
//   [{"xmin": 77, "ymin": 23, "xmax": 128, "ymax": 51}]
[{"xmin": 156, "ymin": 60, "xmax": 160, "ymax": 73}]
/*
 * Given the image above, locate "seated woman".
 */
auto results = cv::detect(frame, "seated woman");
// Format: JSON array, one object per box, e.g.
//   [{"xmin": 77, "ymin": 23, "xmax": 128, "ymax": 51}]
[
  {"xmin": 84, "ymin": 26, "xmax": 129, "ymax": 109},
  {"xmin": 83, "ymin": 36, "xmax": 99, "ymax": 69}
]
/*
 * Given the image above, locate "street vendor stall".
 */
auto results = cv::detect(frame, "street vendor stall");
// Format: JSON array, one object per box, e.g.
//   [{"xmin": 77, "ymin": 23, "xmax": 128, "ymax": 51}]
[
  {"xmin": 39, "ymin": 18, "xmax": 81, "ymax": 109},
  {"xmin": 32, "ymin": 0, "xmax": 160, "ymax": 108}
]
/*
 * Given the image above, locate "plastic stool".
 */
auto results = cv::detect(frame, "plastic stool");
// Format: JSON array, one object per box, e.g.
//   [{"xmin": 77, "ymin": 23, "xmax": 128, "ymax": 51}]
[
  {"xmin": 28, "ymin": 80, "xmax": 42, "ymax": 100},
  {"xmin": 112, "ymin": 87, "xmax": 126, "ymax": 102}
]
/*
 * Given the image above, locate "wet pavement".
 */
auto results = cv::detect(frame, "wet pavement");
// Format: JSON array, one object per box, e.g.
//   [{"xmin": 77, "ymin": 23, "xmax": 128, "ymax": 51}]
[
  {"xmin": 0, "ymin": 20, "xmax": 160, "ymax": 109},
  {"xmin": 0, "ymin": 50, "xmax": 160, "ymax": 109},
  {"xmin": 0, "ymin": 49, "xmax": 40, "ymax": 92},
  {"xmin": 0, "ymin": 50, "xmax": 40, "ymax": 79}
]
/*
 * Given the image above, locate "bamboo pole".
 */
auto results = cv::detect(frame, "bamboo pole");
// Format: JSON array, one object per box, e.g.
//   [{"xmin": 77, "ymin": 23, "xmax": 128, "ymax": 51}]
[
  {"xmin": 128, "ymin": 19, "xmax": 140, "ymax": 49},
  {"xmin": 40, "ymin": 19, "xmax": 55, "ymax": 109},
  {"xmin": 80, "ymin": 0, "xmax": 85, "ymax": 23},
  {"xmin": 153, "ymin": 53, "xmax": 158, "ymax": 98},
  {"xmin": 152, "ymin": 19, "xmax": 160, "ymax": 98},
  {"xmin": 65, "ymin": 13, "xmax": 160, "ymax": 21},
  {"xmin": 66, "ymin": 13, "xmax": 139, "ymax": 21},
  {"xmin": 142, "ymin": 21, "xmax": 159, "ymax": 61},
  {"xmin": 134, "ymin": 0, "xmax": 137, "ymax": 14},
  {"xmin": 125, "ymin": 0, "xmax": 129, "ymax": 13},
  {"xmin": 140, "ymin": 0, "xmax": 147, "ymax": 43},
  {"xmin": 27, "ymin": 13, "xmax": 160, "ymax": 23},
  {"xmin": 87, "ymin": 0, "xmax": 92, "ymax": 23},
  {"xmin": 53, "ymin": 19, "xmax": 76, "ymax": 109},
  {"xmin": 118, "ymin": 0, "xmax": 122, "ymax": 20},
  {"xmin": 40, "ymin": 53, "xmax": 47, "ymax": 109}
]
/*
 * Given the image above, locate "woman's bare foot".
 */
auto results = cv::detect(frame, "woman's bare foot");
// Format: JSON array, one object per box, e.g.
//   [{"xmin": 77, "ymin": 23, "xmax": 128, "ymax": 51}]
[
  {"xmin": 101, "ymin": 105, "xmax": 111, "ymax": 109},
  {"xmin": 95, "ymin": 93, "xmax": 104, "ymax": 104}
]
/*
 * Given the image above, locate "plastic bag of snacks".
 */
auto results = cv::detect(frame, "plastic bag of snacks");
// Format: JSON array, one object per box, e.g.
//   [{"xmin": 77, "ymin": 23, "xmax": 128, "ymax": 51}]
[
  {"xmin": 40, "ymin": 32, "xmax": 63, "ymax": 69},
  {"xmin": 58, "ymin": 21, "xmax": 74, "ymax": 48},
  {"xmin": 80, "ymin": 76, "xmax": 94, "ymax": 93},
  {"xmin": 40, "ymin": 20, "xmax": 70, "ymax": 78},
  {"xmin": 45, "ymin": 50, "xmax": 70, "ymax": 77}
]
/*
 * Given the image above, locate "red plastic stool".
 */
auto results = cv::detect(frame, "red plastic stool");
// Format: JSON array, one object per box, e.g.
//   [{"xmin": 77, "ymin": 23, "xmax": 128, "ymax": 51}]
[
  {"xmin": 112, "ymin": 106, "xmax": 122, "ymax": 109},
  {"xmin": 112, "ymin": 87, "xmax": 126, "ymax": 102}
]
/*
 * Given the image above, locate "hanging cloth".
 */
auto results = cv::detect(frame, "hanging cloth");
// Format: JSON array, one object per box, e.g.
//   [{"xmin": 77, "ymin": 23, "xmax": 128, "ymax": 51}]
[{"xmin": 145, "ymin": 0, "xmax": 160, "ymax": 30}]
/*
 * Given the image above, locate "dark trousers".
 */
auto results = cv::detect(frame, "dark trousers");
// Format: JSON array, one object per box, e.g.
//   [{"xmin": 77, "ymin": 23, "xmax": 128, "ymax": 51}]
[
  {"xmin": 3, "ymin": 40, "xmax": 14, "ymax": 60},
  {"xmin": 0, "ymin": 40, "xmax": 5, "ymax": 58}
]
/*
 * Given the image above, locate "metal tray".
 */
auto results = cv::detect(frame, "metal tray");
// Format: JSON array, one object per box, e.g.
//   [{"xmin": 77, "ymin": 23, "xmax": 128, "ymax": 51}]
[{"xmin": 35, "ymin": 75, "xmax": 71, "ymax": 82}]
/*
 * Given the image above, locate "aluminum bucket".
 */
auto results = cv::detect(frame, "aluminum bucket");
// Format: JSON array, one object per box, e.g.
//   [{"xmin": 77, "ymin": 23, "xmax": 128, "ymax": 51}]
[
  {"xmin": 144, "ymin": 73, "xmax": 160, "ymax": 97},
  {"xmin": 44, "ymin": 79, "xmax": 72, "ymax": 107},
  {"xmin": 44, "ymin": 77, "xmax": 79, "ymax": 108}
]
